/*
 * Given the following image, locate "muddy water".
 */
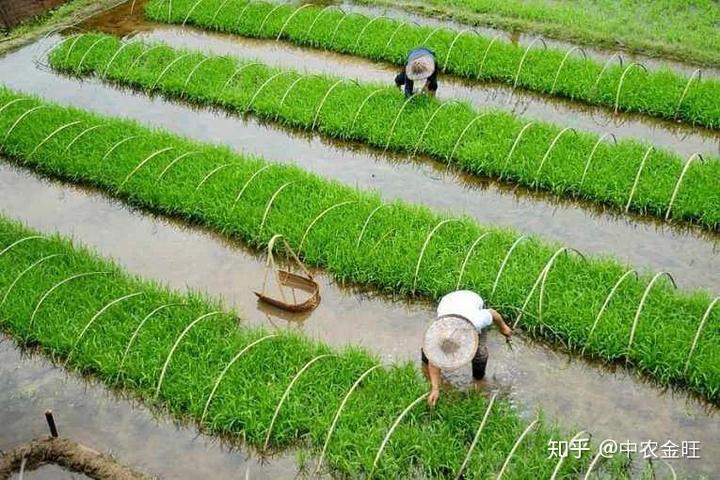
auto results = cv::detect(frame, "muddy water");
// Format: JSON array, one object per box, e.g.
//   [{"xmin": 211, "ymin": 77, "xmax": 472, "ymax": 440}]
[
  {"xmin": 0, "ymin": 164, "xmax": 717, "ymax": 478},
  {"xmin": 78, "ymin": 1, "xmax": 720, "ymax": 159},
  {"xmin": 1, "ymin": 37, "xmax": 719, "ymax": 293}
]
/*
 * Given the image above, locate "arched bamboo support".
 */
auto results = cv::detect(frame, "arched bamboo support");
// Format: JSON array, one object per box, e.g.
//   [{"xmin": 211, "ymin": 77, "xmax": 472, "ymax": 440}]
[
  {"xmin": 443, "ymin": 29, "xmax": 476, "ymax": 72},
  {"xmin": 683, "ymin": 296, "xmax": 719, "ymax": 375},
  {"xmin": 491, "ymin": 236, "xmax": 529, "ymax": 296},
  {"xmin": 369, "ymin": 392, "xmax": 429, "ymax": 478},
  {"xmin": 305, "ymin": 6, "xmax": 342, "ymax": 39},
  {"xmin": 590, "ymin": 53, "xmax": 624, "ymax": 95},
  {"xmin": 29, "ymin": 272, "xmax": 111, "ymax": 329},
  {"xmin": 102, "ymin": 135, "xmax": 142, "ymax": 161},
  {"xmin": 477, "ymin": 34, "xmax": 502, "ymax": 80},
  {"xmin": 234, "ymin": 164, "xmax": 272, "ymax": 204},
  {"xmin": 662, "ymin": 460, "xmax": 677, "ymax": 480},
  {"xmin": 613, "ymin": 62, "xmax": 647, "ymax": 114},
  {"xmin": 500, "ymin": 122, "xmax": 536, "ymax": 178},
  {"xmin": 550, "ymin": 430, "xmax": 590, "ymax": 480},
  {"xmin": 278, "ymin": 74, "xmax": 311, "ymax": 109},
  {"xmin": 182, "ymin": 0, "xmax": 207, "ymax": 25},
  {"xmin": 219, "ymin": 62, "xmax": 264, "ymax": 94},
  {"xmin": 276, "ymin": 4, "xmax": 313, "ymax": 40},
  {"xmin": 515, "ymin": 247, "xmax": 586, "ymax": 328},
  {"xmin": 579, "ymin": 132, "xmax": 617, "ymax": 187},
  {"xmin": 349, "ymin": 88, "xmax": 385, "ymax": 133},
  {"xmin": 533, "ymin": 127, "xmax": 577, "ymax": 179},
  {"xmin": 626, "ymin": 272, "xmax": 677, "ymax": 355},
  {"xmin": 43, "ymin": 32, "xmax": 81, "ymax": 62},
  {"xmin": 210, "ymin": 0, "xmax": 238, "ymax": 24},
  {"xmin": 665, "ymin": 153, "xmax": 704, "ymax": 221},
  {"xmin": 512, "ymin": 38, "xmax": 547, "ymax": 89},
  {"xmin": 62, "ymin": 34, "xmax": 85, "ymax": 63},
  {"xmin": 454, "ymin": 392, "xmax": 497, "ymax": 479},
  {"xmin": 412, "ymin": 219, "xmax": 461, "ymax": 294},
  {"xmin": 0, "ymin": 235, "xmax": 46, "ymax": 259},
  {"xmin": 258, "ymin": 3, "xmax": 287, "ymax": 32},
  {"xmin": 4, "ymin": 106, "xmax": 50, "ymax": 142},
  {"xmin": 382, "ymin": 21, "xmax": 408, "ymax": 57},
  {"xmin": 624, "ymin": 145, "xmax": 654, "ymax": 212},
  {"xmin": 157, "ymin": 151, "xmax": 200, "ymax": 180},
  {"xmin": 455, "ymin": 232, "xmax": 492, "ymax": 290},
  {"xmin": 262, "ymin": 354, "xmax": 335, "ymax": 450},
  {"xmin": 201, "ymin": 334, "xmax": 278, "ymax": 423},
  {"xmin": 496, "ymin": 417, "xmax": 540, "ymax": 479},
  {"xmin": 674, "ymin": 69, "xmax": 702, "ymax": 117},
  {"xmin": 63, "ymin": 292, "xmax": 144, "ymax": 367},
  {"xmin": 118, "ymin": 303, "xmax": 186, "ymax": 373},
  {"xmin": 447, "ymin": 113, "xmax": 491, "ymax": 169},
  {"xmin": 0, "ymin": 254, "xmax": 64, "ymax": 310},
  {"xmin": 0, "ymin": 98, "xmax": 31, "ymax": 116},
  {"xmin": 312, "ymin": 79, "xmax": 351, "ymax": 130},
  {"xmin": 353, "ymin": 15, "xmax": 390, "ymax": 51},
  {"xmin": 195, "ymin": 163, "xmax": 237, "ymax": 191},
  {"xmin": 29, "ymin": 121, "xmax": 83, "ymax": 157},
  {"xmin": 183, "ymin": 56, "xmax": 214, "ymax": 88},
  {"xmin": 582, "ymin": 269, "xmax": 638, "ymax": 354},
  {"xmin": 412, "ymin": 100, "xmax": 461, "ymax": 157},
  {"xmin": 246, "ymin": 71, "xmax": 294, "ymax": 110},
  {"xmin": 151, "ymin": 53, "xmax": 192, "ymax": 89},
  {"xmin": 384, "ymin": 95, "xmax": 419, "ymax": 152},
  {"xmin": 75, "ymin": 36, "xmax": 112, "ymax": 72},
  {"xmin": 101, "ymin": 40, "xmax": 139, "ymax": 78},
  {"xmin": 234, "ymin": 1, "xmax": 265, "ymax": 30},
  {"xmin": 550, "ymin": 46, "xmax": 588, "ymax": 94},
  {"xmin": 65, "ymin": 124, "xmax": 109, "ymax": 152},
  {"xmin": 154, "ymin": 311, "xmax": 222, "ymax": 399},
  {"xmin": 299, "ymin": 201, "xmax": 356, "ymax": 251},
  {"xmin": 119, "ymin": 147, "xmax": 175, "ymax": 189},
  {"xmin": 314, "ymin": 364, "xmax": 383, "ymax": 477},
  {"xmin": 329, "ymin": 12, "xmax": 358, "ymax": 44},
  {"xmin": 127, "ymin": 45, "xmax": 167, "ymax": 74},
  {"xmin": 259, "ymin": 182, "xmax": 295, "ymax": 231},
  {"xmin": 420, "ymin": 27, "xmax": 444, "ymax": 48},
  {"xmin": 355, "ymin": 204, "xmax": 390, "ymax": 248}
]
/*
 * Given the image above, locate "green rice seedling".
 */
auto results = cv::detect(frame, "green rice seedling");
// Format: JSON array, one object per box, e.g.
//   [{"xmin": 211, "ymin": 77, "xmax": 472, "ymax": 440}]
[
  {"xmin": 0, "ymin": 217, "xmax": 607, "ymax": 478},
  {"xmin": 0, "ymin": 87, "xmax": 718, "ymax": 404},
  {"xmin": 48, "ymin": 33, "xmax": 720, "ymax": 231},
  {"xmin": 143, "ymin": 0, "xmax": 720, "ymax": 129}
]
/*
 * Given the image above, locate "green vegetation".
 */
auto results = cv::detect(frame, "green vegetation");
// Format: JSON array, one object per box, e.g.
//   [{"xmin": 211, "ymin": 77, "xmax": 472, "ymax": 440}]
[
  {"xmin": 0, "ymin": 87, "xmax": 718, "ymax": 403},
  {"xmin": 49, "ymin": 33, "xmax": 720, "ymax": 231},
  {"xmin": 0, "ymin": 218, "xmax": 593, "ymax": 479},
  {"xmin": 351, "ymin": 0, "xmax": 720, "ymax": 68},
  {"xmin": 144, "ymin": 0, "xmax": 720, "ymax": 129}
]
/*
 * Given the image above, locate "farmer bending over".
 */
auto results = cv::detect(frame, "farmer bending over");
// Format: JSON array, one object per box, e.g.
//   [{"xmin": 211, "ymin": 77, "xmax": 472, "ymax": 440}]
[
  {"xmin": 394, "ymin": 47, "xmax": 438, "ymax": 98},
  {"xmin": 422, "ymin": 290, "xmax": 512, "ymax": 407}
]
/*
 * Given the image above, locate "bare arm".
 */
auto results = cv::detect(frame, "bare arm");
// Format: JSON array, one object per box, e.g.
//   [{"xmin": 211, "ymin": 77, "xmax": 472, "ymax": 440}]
[
  {"xmin": 427, "ymin": 361, "xmax": 442, "ymax": 407},
  {"xmin": 489, "ymin": 308, "xmax": 513, "ymax": 337}
]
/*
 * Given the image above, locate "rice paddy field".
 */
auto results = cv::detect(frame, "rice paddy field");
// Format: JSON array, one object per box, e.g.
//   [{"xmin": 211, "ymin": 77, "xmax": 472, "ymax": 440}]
[{"xmin": 0, "ymin": 0, "xmax": 718, "ymax": 479}]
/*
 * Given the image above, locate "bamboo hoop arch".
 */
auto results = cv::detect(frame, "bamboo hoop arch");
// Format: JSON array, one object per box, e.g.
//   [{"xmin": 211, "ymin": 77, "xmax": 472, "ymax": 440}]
[
  {"xmin": 195, "ymin": 163, "xmax": 237, "ymax": 191},
  {"xmin": 65, "ymin": 124, "xmax": 109, "ymax": 152},
  {"xmin": 299, "ymin": 201, "xmax": 356, "ymax": 251},
  {"xmin": 665, "ymin": 153, "xmax": 704, "ymax": 221},
  {"xmin": 590, "ymin": 53, "xmax": 623, "ymax": 96},
  {"xmin": 305, "ymin": 6, "xmax": 342, "ymax": 40},
  {"xmin": 4, "ymin": 106, "xmax": 51, "ymax": 142},
  {"xmin": 477, "ymin": 34, "xmax": 502, "ymax": 80},
  {"xmin": 233, "ymin": 1, "xmax": 266, "ymax": 31},
  {"xmin": 500, "ymin": 121, "xmax": 536, "ymax": 179},
  {"xmin": 384, "ymin": 95, "xmax": 419, "ymax": 152},
  {"xmin": 151, "ymin": 53, "xmax": 193, "ymax": 89},
  {"xmin": 674, "ymin": 69, "xmax": 702, "ymax": 118},
  {"xmin": 262, "ymin": 354, "xmax": 335, "ymax": 450},
  {"xmin": 624, "ymin": 145, "xmax": 654, "ymax": 212},
  {"xmin": 491, "ymin": 236, "xmax": 529, "ymax": 296},
  {"xmin": 0, "ymin": 235, "xmax": 46, "ymax": 259},
  {"xmin": 550, "ymin": 430, "xmax": 590, "ymax": 480},
  {"xmin": 0, "ymin": 98, "xmax": 31, "ymax": 117},
  {"xmin": 62, "ymin": 34, "xmax": 85, "ymax": 63},
  {"xmin": 412, "ymin": 219, "xmax": 461, "ymax": 294},
  {"xmin": 533, "ymin": 127, "xmax": 577, "ymax": 180},
  {"xmin": 181, "ymin": 0, "xmax": 207, "ymax": 25},
  {"xmin": 355, "ymin": 204, "xmax": 391, "ymax": 248},
  {"xmin": 258, "ymin": 3, "xmax": 287, "ymax": 32},
  {"xmin": 234, "ymin": 164, "xmax": 273, "ymax": 205},
  {"xmin": 536, "ymin": 248, "xmax": 587, "ymax": 324},
  {"xmin": 183, "ymin": 56, "xmax": 214, "ymax": 88},
  {"xmin": 101, "ymin": 40, "xmax": 139, "ymax": 78},
  {"xmin": 329, "ymin": 12, "xmax": 360, "ymax": 45},
  {"xmin": 512, "ymin": 38, "xmax": 547, "ymax": 89},
  {"xmin": 454, "ymin": 392, "xmax": 498, "ymax": 479},
  {"xmin": 259, "ymin": 182, "xmax": 295, "ymax": 232},
  {"xmin": 63, "ymin": 292, "xmax": 144, "ymax": 367},
  {"xmin": 662, "ymin": 460, "xmax": 677, "ymax": 480},
  {"xmin": 200, "ymin": 334, "xmax": 278, "ymax": 423},
  {"xmin": 353, "ymin": 15, "xmax": 390, "ymax": 51},
  {"xmin": 75, "ymin": 36, "xmax": 113, "ymax": 72},
  {"xmin": 683, "ymin": 297, "xmax": 720, "ymax": 375},
  {"xmin": 312, "ymin": 79, "xmax": 353, "ymax": 130},
  {"xmin": 127, "ymin": 45, "xmax": 167, "ymax": 74},
  {"xmin": 0, "ymin": 255, "xmax": 64, "ymax": 310},
  {"xmin": 455, "ymin": 232, "xmax": 492, "ymax": 290},
  {"xmin": 119, "ymin": 147, "xmax": 175, "ymax": 189},
  {"xmin": 278, "ymin": 74, "xmax": 317, "ymax": 110},
  {"xmin": 613, "ymin": 63, "xmax": 647, "ymax": 114},
  {"xmin": 314, "ymin": 364, "xmax": 383, "ymax": 477},
  {"xmin": 102, "ymin": 135, "xmax": 142, "ymax": 162},
  {"xmin": 420, "ymin": 27, "xmax": 444, "ymax": 48},
  {"xmin": 276, "ymin": 4, "xmax": 313, "ymax": 40},
  {"xmin": 626, "ymin": 272, "xmax": 677, "ymax": 355},
  {"xmin": 443, "ymin": 29, "xmax": 477, "ymax": 72},
  {"xmin": 496, "ymin": 417, "xmax": 540, "ymax": 479},
  {"xmin": 582, "ymin": 447, "xmax": 605, "ymax": 480},
  {"xmin": 550, "ymin": 46, "xmax": 588, "ymax": 94},
  {"xmin": 246, "ymin": 71, "xmax": 294, "ymax": 110},
  {"xmin": 368, "ymin": 392, "xmax": 429, "ymax": 478},
  {"xmin": 447, "ymin": 113, "xmax": 491, "ymax": 169},
  {"xmin": 349, "ymin": 88, "xmax": 385, "ymax": 133},
  {"xmin": 29, "ymin": 121, "xmax": 83, "ymax": 157},
  {"xmin": 210, "ymin": 0, "xmax": 238, "ymax": 24},
  {"xmin": 220, "ymin": 62, "xmax": 264, "ymax": 95},
  {"xmin": 412, "ymin": 100, "xmax": 461, "ymax": 158},
  {"xmin": 382, "ymin": 21, "xmax": 408, "ymax": 57},
  {"xmin": 29, "ymin": 272, "xmax": 111, "ymax": 329},
  {"xmin": 579, "ymin": 133, "xmax": 617, "ymax": 187},
  {"xmin": 154, "ymin": 311, "xmax": 222, "ymax": 399},
  {"xmin": 157, "ymin": 151, "xmax": 200, "ymax": 180}
]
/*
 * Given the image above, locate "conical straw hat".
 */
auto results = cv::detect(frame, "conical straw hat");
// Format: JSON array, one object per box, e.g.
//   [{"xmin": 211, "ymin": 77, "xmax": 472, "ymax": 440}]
[
  {"xmin": 423, "ymin": 314, "xmax": 478, "ymax": 370},
  {"xmin": 406, "ymin": 54, "xmax": 435, "ymax": 81}
]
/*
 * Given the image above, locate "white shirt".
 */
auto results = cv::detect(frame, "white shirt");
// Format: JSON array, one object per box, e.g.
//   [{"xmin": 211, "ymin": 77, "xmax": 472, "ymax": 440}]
[{"xmin": 436, "ymin": 290, "xmax": 493, "ymax": 333}]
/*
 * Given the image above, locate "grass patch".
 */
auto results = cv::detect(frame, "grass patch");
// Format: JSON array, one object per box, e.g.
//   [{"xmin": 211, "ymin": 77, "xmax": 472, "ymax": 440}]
[
  {"xmin": 143, "ymin": 0, "xmax": 720, "ymax": 129},
  {"xmin": 0, "ymin": 87, "xmax": 718, "ymax": 404},
  {"xmin": 48, "ymin": 33, "xmax": 720, "ymax": 231}
]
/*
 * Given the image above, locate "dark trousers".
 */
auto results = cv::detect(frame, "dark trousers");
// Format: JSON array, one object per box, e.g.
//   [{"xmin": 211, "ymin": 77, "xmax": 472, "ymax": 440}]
[
  {"xmin": 422, "ymin": 334, "xmax": 488, "ymax": 379},
  {"xmin": 395, "ymin": 69, "xmax": 438, "ymax": 98}
]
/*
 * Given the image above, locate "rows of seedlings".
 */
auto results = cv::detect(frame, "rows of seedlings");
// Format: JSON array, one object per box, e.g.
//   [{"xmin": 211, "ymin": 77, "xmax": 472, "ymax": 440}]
[
  {"xmin": 145, "ymin": 0, "xmax": 720, "ymax": 129},
  {"xmin": 0, "ymin": 217, "xmax": 609, "ymax": 479},
  {"xmin": 0, "ymin": 88, "xmax": 718, "ymax": 403},
  {"xmin": 49, "ymin": 33, "xmax": 720, "ymax": 230}
]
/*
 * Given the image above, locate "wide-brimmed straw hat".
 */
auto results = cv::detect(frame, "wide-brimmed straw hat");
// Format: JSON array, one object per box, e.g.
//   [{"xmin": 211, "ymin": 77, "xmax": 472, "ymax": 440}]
[
  {"xmin": 406, "ymin": 54, "xmax": 435, "ymax": 81},
  {"xmin": 423, "ymin": 314, "xmax": 478, "ymax": 369}
]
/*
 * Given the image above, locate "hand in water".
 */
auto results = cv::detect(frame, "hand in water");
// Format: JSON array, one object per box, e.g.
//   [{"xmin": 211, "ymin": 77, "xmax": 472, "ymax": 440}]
[{"xmin": 427, "ymin": 388, "xmax": 440, "ymax": 407}]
